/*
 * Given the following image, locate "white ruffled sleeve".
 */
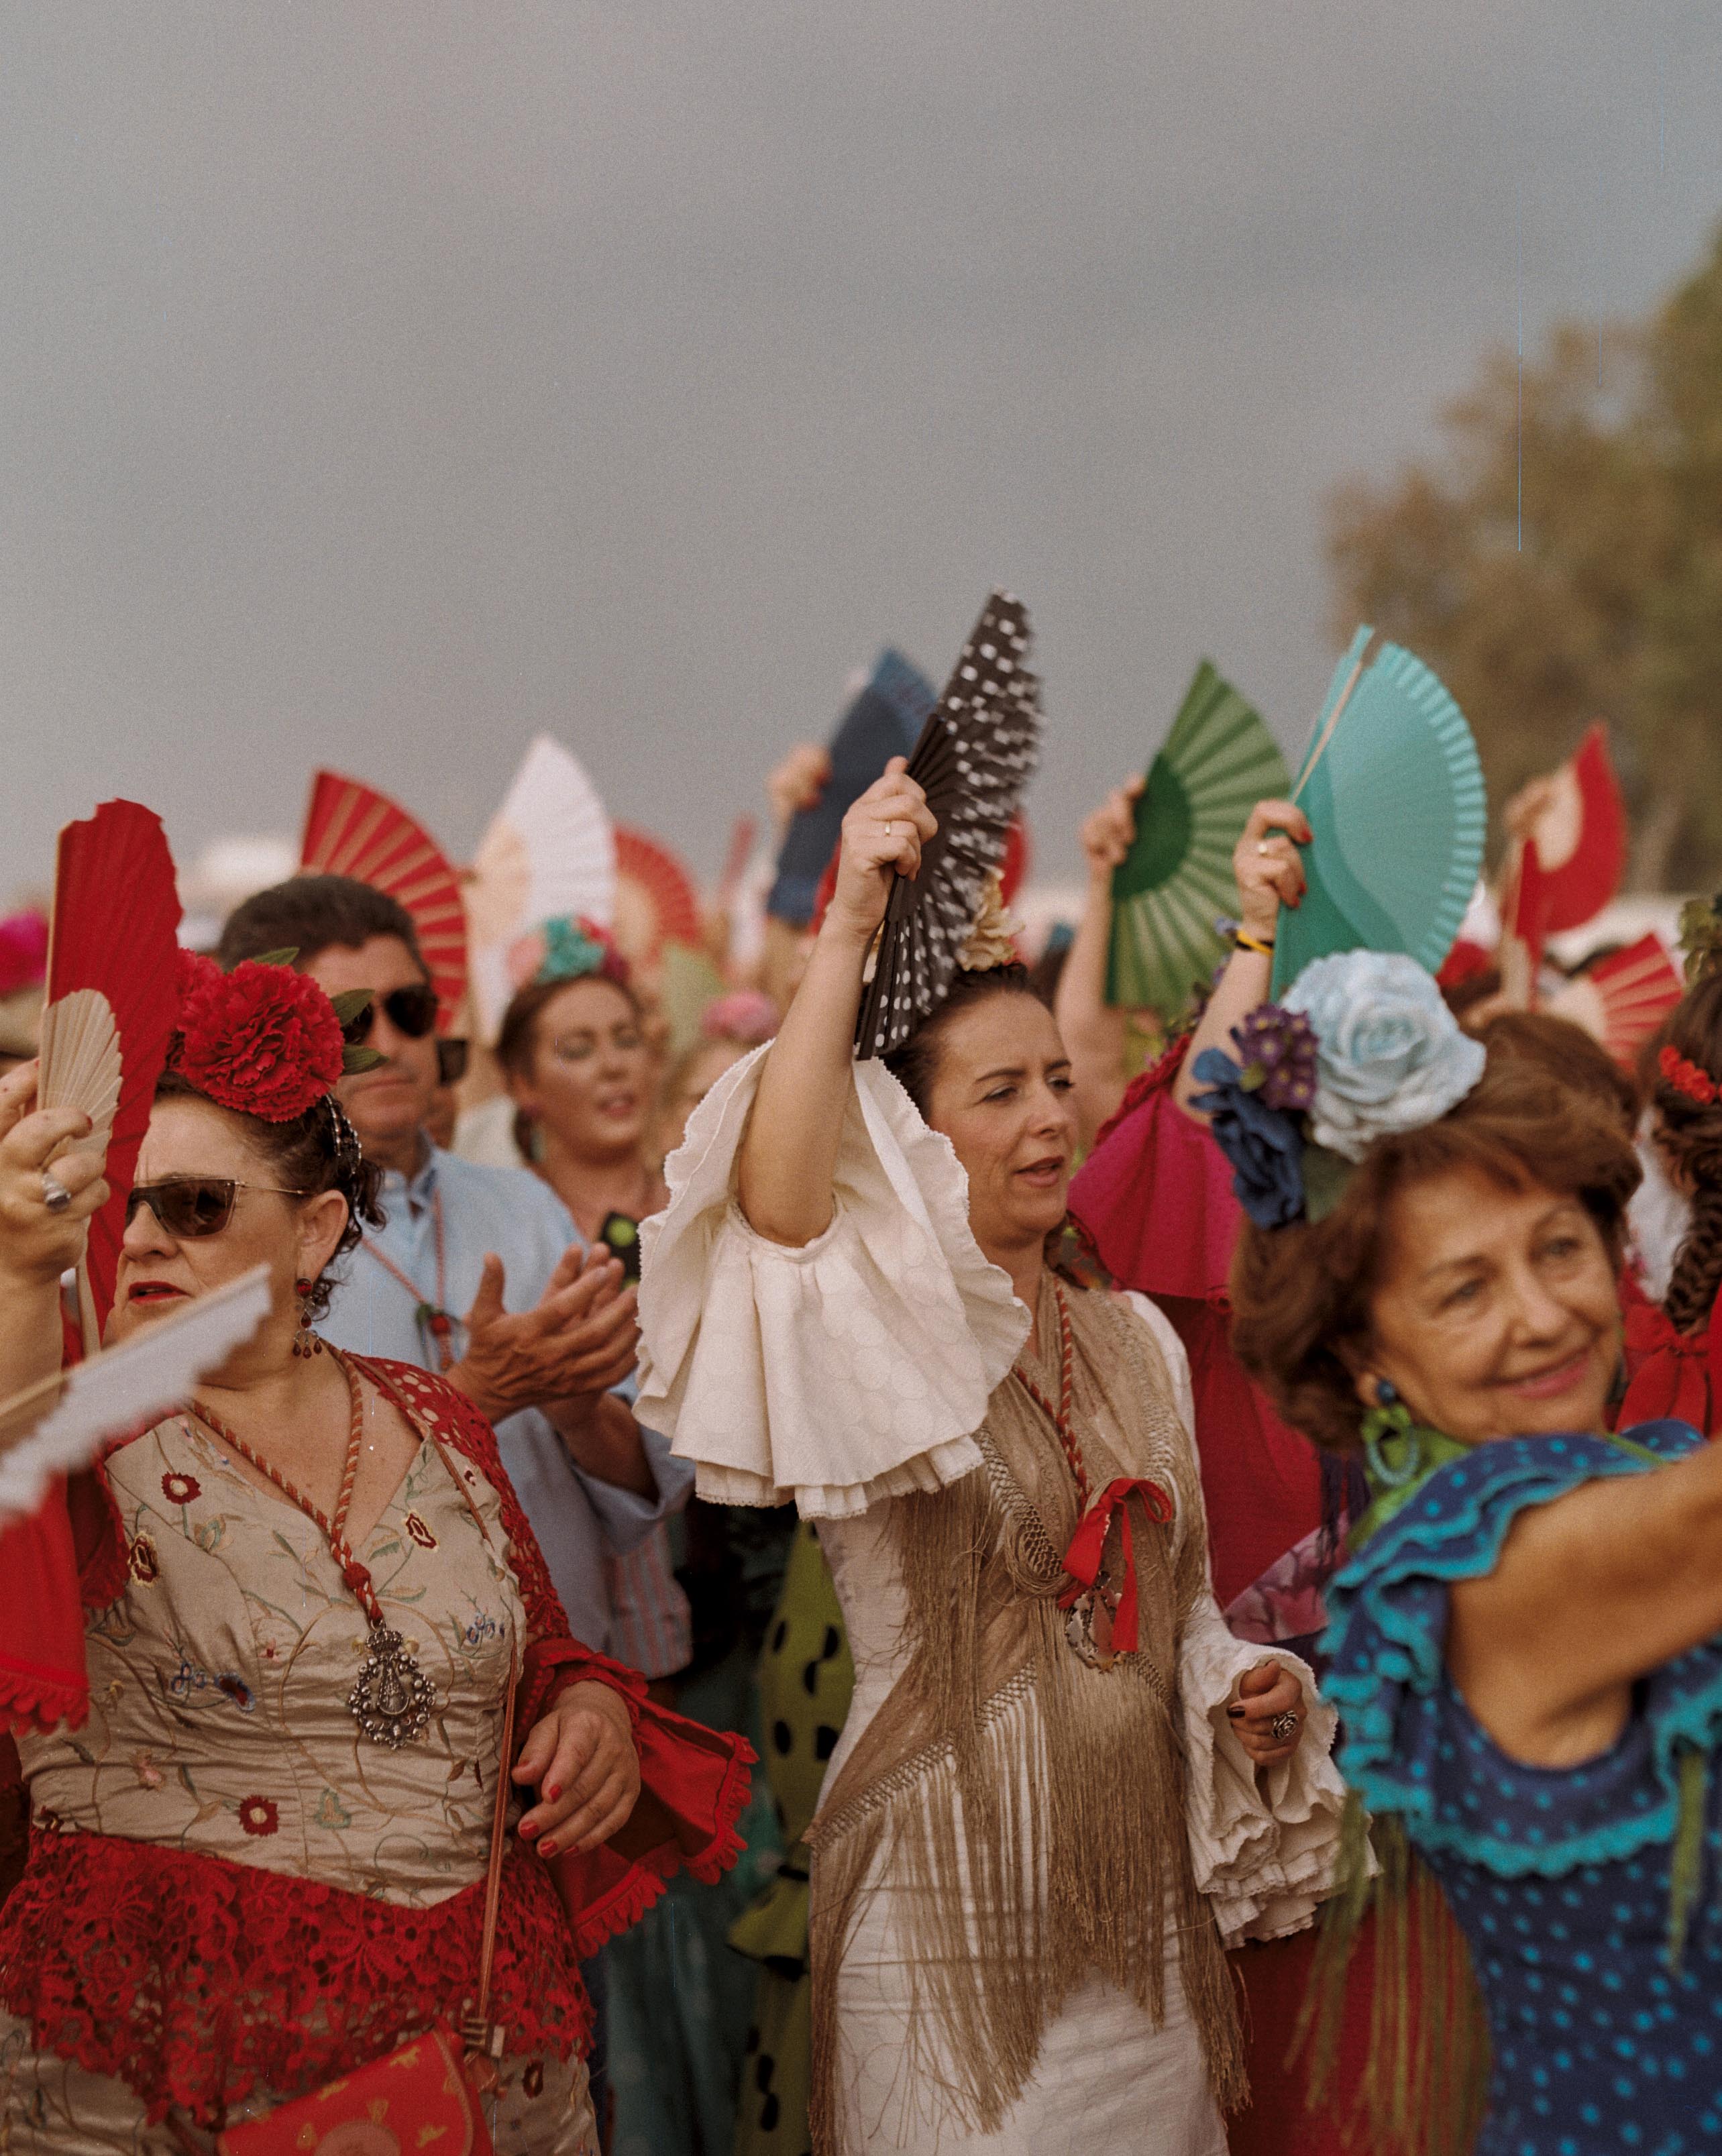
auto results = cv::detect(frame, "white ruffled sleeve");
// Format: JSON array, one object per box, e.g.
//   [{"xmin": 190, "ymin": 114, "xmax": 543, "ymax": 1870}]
[
  {"xmin": 1122, "ymin": 1292, "xmax": 1348, "ymax": 1946},
  {"xmin": 636, "ymin": 1045, "xmax": 1029, "ymax": 1518}
]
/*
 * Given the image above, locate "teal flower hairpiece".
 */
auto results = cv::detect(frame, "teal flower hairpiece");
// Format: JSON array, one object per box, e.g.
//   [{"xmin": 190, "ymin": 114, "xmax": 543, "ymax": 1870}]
[{"xmin": 532, "ymin": 915, "xmax": 631, "ymax": 991}]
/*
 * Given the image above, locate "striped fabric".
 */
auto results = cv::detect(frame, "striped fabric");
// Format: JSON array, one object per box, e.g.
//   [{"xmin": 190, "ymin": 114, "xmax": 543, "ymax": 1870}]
[{"xmin": 603, "ymin": 1523, "xmax": 692, "ymax": 1680}]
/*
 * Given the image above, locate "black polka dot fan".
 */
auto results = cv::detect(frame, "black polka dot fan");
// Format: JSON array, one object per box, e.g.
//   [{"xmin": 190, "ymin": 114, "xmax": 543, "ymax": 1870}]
[{"xmin": 855, "ymin": 591, "xmax": 1042, "ymax": 1059}]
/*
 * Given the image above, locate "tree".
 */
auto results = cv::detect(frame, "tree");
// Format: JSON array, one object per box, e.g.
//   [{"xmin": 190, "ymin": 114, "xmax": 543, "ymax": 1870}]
[{"xmin": 1326, "ymin": 225, "xmax": 1722, "ymax": 891}]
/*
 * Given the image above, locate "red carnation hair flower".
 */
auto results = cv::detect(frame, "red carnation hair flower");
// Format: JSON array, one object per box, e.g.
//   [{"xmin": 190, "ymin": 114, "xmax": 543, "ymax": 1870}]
[
  {"xmin": 1659, "ymin": 1042, "xmax": 1719, "ymax": 1108},
  {"xmin": 172, "ymin": 951, "xmax": 346, "ymax": 1123}
]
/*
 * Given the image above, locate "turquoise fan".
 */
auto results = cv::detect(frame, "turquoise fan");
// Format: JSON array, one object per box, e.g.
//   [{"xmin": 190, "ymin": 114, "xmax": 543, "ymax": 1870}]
[
  {"xmin": 1271, "ymin": 627, "xmax": 1487, "ymax": 999},
  {"xmin": 1107, "ymin": 661, "xmax": 1289, "ymax": 1017}
]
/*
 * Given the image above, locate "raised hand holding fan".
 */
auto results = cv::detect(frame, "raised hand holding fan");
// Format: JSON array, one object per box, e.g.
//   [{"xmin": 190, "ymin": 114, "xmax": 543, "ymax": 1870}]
[
  {"xmin": 1270, "ymin": 628, "xmax": 1487, "ymax": 999},
  {"xmin": 1108, "ymin": 661, "xmax": 1289, "ymax": 1018},
  {"xmin": 855, "ymin": 592, "xmax": 1041, "ymax": 1059},
  {"xmin": 39, "ymin": 802, "xmax": 182, "ymax": 1349}
]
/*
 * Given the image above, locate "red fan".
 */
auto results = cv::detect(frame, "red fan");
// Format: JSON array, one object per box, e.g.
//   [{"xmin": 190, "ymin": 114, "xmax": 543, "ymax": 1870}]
[
  {"xmin": 299, "ymin": 773, "xmax": 468, "ymax": 1030},
  {"xmin": 612, "ymin": 825, "xmax": 704, "ymax": 973},
  {"xmin": 1546, "ymin": 934, "xmax": 1684, "ymax": 1073},
  {"xmin": 40, "ymin": 802, "xmax": 182, "ymax": 1349},
  {"xmin": 1507, "ymin": 724, "xmax": 1626, "ymax": 962}
]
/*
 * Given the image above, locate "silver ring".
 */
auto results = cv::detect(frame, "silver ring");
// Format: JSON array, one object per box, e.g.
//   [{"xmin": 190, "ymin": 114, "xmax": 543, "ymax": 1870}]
[
  {"xmin": 41, "ymin": 1171, "xmax": 73, "ymax": 1215},
  {"xmin": 1256, "ymin": 841, "xmax": 1272, "ymax": 857},
  {"xmin": 885, "ymin": 820, "xmax": 895, "ymax": 841},
  {"xmin": 1269, "ymin": 1709, "xmax": 1299, "ymax": 1741}
]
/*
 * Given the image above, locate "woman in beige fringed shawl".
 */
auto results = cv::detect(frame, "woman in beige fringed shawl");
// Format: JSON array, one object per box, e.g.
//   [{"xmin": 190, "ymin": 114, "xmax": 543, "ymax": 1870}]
[{"xmin": 637, "ymin": 765, "xmax": 1350, "ymax": 2154}]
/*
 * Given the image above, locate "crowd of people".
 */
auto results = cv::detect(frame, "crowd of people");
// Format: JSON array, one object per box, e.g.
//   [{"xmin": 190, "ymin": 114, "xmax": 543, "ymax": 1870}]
[{"xmin": 1, "ymin": 704, "xmax": 1721, "ymax": 2156}]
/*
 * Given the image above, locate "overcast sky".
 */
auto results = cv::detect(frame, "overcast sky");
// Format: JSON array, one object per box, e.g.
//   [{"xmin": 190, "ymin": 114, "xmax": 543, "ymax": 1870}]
[{"xmin": 3, "ymin": 0, "xmax": 1721, "ymax": 900}]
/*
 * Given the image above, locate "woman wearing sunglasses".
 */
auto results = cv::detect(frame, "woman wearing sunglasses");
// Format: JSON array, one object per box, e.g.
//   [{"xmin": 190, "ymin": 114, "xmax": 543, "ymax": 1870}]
[{"xmin": 0, "ymin": 952, "xmax": 751, "ymax": 2153}]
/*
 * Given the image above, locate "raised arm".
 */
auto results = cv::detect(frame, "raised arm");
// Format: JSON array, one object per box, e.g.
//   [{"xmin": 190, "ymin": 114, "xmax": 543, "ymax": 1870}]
[
  {"xmin": 1449, "ymin": 1439, "xmax": 1722, "ymax": 1765},
  {"xmin": 737, "ymin": 761, "xmax": 936, "ymax": 1247},
  {"xmin": 1174, "ymin": 798, "xmax": 1310, "ymax": 1117},
  {"xmin": 1055, "ymin": 777, "xmax": 1142, "ymax": 1145}
]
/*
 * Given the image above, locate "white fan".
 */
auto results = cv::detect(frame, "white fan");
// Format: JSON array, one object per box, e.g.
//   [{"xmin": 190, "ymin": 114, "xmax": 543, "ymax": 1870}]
[
  {"xmin": 37, "ymin": 987, "xmax": 121, "ymax": 1168},
  {"xmin": 0, "ymin": 1265, "xmax": 273, "ymax": 1526},
  {"xmin": 466, "ymin": 736, "xmax": 616, "ymax": 1043}
]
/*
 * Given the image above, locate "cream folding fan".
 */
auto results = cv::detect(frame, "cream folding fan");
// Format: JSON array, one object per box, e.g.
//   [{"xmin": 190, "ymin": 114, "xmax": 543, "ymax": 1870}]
[
  {"xmin": 466, "ymin": 737, "xmax": 616, "ymax": 1042},
  {"xmin": 0, "ymin": 1266, "xmax": 272, "ymax": 1526}
]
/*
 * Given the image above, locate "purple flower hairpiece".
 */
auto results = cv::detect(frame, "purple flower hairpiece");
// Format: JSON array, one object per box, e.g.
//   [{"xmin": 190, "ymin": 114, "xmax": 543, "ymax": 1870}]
[{"xmin": 1230, "ymin": 1004, "xmax": 1319, "ymax": 1112}]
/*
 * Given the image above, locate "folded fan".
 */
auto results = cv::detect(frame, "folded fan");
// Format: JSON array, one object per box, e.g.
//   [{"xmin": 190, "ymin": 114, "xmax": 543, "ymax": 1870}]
[
  {"xmin": 1271, "ymin": 628, "xmax": 1487, "ymax": 998},
  {"xmin": 299, "ymin": 773, "xmax": 468, "ymax": 1029},
  {"xmin": 466, "ymin": 737, "xmax": 616, "ymax": 1042},
  {"xmin": 40, "ymin": 802, "xmax": 182, "ymax": 1347},
  {"xmin": 0, "ymin": 1266, "xmax": 273, "ymax": 1525},
  {"xmin": 855, "ymin": 592, "xmax": 1041, "ymax": 1059},
  {"xmin": 1108, "ymin": 661, "xmax": 1288, "ymax": 1018},
  {"xmin": 769, "ymin": 649, "xmax": 937, "ymax": 927},
  {"xmin": 1546, "ymin": 934, "xmax": 1683, "ymax": 1073}
]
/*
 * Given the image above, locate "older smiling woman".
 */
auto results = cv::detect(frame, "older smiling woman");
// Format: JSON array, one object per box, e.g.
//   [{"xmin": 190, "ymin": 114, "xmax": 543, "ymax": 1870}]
[
  {"xmin": 0, "ymin": 953, "xmax": 749, "ymax": 2155},
  {"xmin": 1180, "ymin": 802, "xmax": 1722, "ymax": 2156},
  {"xmin": 635, "ymin": 762, "xmax": 1348, "ymax": 2156}
]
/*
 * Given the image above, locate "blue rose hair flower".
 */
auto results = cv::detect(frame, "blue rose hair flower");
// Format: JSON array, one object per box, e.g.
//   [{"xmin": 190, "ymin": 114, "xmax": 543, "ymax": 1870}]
[
  {"xmin": 1283, "ymin": 951, "xmax": 1485, "ymax": 1163},
  {"xmin": 1191, "ymin": 1046, "xmax": 1306, "ymax": 1229}
]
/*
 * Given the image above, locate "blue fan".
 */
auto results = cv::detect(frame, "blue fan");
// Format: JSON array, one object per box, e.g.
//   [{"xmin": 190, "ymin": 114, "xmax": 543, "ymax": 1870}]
[
  {"xmin": 767, "ymin": 650, "xmax": 936, "ymax": 926},
  {"xmin": 1271, "ymin": 628, "xmax": 1487, "ymax": 999}
]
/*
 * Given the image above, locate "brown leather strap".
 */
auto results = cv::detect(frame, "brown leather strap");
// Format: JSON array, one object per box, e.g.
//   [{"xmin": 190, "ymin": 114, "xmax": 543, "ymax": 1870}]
[{"xmin": 474, "ymin": 1648, "xmax": 519, "ymax": 2032}]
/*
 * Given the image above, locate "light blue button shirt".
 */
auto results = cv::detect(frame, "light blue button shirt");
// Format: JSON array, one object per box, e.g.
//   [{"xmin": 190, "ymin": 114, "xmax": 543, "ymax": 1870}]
[{"xmin": 319, "ymin": 1144, "xmax": 690, "ymax": 1653}]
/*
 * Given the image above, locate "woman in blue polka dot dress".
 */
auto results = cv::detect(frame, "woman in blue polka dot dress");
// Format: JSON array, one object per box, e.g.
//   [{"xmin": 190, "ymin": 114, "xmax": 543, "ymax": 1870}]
[{"xmin": 1178, "ymin": 907, "xmax": 1722, "ymax": 2155}]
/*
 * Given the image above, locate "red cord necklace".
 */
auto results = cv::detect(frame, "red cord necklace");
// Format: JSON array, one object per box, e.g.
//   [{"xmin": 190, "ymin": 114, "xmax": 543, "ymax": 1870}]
[
  {"xmin": 192, "ymin": 1349, "xmax": 435, "ymax": 1748},
  {"xmin": 1012, "ymin": 1281, "xmax": 1174, "ymax": 1671}
]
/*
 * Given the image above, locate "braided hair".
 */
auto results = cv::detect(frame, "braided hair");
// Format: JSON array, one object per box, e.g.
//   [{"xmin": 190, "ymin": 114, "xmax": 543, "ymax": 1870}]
[{"xmin": 1653, "ymin": 966, "xmax": 1722, "ymax": 1336}]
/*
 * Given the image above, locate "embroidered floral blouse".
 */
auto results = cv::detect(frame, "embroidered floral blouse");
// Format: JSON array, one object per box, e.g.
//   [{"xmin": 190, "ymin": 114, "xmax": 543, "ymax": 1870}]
[{"xmin": 0, "ymin": 1358, "xmax": 751, "ymax": 2128}]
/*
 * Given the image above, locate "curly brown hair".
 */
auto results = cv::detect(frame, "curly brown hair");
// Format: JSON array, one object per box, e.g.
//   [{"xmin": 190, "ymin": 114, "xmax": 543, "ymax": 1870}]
[
  {"xmin": 1228, "ymin": 1051, "xmax": 1640, "ymax": 1455},
  {"xmin": 1649, "ymin": 967, "xmax": 1722, "ymax": 1336},
  {"xmin": 1474, "ymin": 1009, "xmax": 1639, "ymax": 1133}
]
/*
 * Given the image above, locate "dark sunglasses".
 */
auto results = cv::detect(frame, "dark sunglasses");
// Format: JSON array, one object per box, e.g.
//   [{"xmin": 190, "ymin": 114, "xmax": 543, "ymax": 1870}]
[
  {"xmin": 125, "ymin": 1178, "xmax": 311, "ymax": 1239},
  {"xmin": 340, "ymin": 983, "xmax": 440, "ymax": 1048}
]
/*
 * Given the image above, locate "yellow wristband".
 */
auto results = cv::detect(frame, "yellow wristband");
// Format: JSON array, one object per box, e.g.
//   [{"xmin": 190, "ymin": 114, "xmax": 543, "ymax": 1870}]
[{"xmin": 1232, "ymin": 930, "xmax": 1276, "ymax": 959}]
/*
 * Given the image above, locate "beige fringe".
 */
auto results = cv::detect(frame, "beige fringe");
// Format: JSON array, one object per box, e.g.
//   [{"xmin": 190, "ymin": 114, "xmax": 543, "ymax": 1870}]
[{"xmin": 807, "ymin": 1284, "xmax": 1248, "ymax": 2153}]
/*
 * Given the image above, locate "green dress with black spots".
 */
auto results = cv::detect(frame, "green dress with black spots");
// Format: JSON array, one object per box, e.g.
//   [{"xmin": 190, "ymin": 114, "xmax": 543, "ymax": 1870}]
[{"xmin": 729, "ymin": 1521, "xmax": 855, "ymax": 2156}]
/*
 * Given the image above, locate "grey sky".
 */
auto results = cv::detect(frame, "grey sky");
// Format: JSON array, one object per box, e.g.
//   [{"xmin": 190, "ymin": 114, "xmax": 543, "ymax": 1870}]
[{"xmin": 3, "ymin": 1, "xmax": 1720, "ymax": 900}]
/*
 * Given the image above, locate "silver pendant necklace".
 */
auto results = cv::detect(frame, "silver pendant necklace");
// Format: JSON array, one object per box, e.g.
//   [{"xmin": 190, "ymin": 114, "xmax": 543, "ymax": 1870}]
[{"xmin": 194, "ymin": 1350, "xmax": 436, "ymax": 1750}]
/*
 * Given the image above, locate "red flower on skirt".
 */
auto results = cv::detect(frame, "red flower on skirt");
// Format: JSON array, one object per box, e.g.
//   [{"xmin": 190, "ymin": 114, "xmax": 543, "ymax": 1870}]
[
  {"xmin": 161, "ymin": 1472, "xmax": 201, "ymax": 1507},
  {"xmin": 129, "ymin": 1535, "xmax": 160, "ymax": 1585},
  {"xmin": 237, "ymin": 1796, "xmax": 279, "ymax": 1838}
]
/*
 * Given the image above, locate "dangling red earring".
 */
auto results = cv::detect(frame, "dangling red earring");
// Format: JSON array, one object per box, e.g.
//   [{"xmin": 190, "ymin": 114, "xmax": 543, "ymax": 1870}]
[{"xmin": 292, "ymin": 1278, "xmax": 324, "ymax": 1359}]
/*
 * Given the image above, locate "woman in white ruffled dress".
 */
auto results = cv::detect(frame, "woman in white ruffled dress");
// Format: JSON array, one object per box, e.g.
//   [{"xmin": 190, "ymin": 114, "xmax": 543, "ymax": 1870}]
[{"xmin": 638, "ymin": 762, "xmax": 1348, "ymax": 2155}]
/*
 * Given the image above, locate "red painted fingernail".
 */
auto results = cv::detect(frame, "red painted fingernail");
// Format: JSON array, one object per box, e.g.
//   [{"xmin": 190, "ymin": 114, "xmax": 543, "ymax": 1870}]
[
  {"xmin": 545, "ymin": 1783, "xmax": 561, "ymax": 1802},
  {"xmin": 539, "ymin": 1839, "xmax": 557, "ymax": 1859},
  {"xmin": 519, "ymin": 1818, "xmax": 539, "ymax": 1839}
]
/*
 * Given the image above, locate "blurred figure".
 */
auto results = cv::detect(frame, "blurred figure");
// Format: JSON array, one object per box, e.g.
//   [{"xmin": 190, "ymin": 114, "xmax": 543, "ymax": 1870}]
[{"xmin": 1053, "ymin": 775, "xmax": 1161, "ymax": 1144}]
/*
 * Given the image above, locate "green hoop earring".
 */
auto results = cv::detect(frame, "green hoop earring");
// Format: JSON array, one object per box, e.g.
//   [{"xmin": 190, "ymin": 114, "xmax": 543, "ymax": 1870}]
[{"xmin": 1361, "ymin": 1400, "xmax": 1422, "ymax": 1488}]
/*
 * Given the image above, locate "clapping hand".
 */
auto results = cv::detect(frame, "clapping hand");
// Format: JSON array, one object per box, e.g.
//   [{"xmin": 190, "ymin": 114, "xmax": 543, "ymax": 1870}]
[{"xmin": 450, "ymin": 1244, "xmax": 639, "ymax": 1425}]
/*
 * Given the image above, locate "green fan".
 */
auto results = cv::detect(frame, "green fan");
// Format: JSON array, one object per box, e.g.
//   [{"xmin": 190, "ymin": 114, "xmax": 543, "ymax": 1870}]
[
  {"xmin": 1270, "ymin": 627, "xmax": 1487, "ymax": 998},
  {"xmin": 1107, "ymin": 661, "xmax": 1289, "ymax": 1016}
]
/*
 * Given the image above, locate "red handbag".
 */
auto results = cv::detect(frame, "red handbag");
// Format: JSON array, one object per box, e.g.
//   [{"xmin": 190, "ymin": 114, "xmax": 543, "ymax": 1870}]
[{"xmin": 194, "ymin": 1672, "xmax": 521, "ymax": 2156}]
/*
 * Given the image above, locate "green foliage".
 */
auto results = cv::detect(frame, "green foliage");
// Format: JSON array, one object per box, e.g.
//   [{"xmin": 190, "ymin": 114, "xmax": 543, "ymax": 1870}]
[{"xmin": 1326, "ymin": 223, "xmax": 1722, "ymax": 890}]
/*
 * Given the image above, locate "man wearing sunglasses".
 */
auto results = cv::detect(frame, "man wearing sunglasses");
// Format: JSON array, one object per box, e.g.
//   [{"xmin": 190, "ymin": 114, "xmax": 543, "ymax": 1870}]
[{"xmin": 217, "ymin": 875, "xmax": 693, "ymax": 1664}]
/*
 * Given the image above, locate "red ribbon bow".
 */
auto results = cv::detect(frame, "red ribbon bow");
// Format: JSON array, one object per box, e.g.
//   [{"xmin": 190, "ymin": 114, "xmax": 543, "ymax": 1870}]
[
  {"xmin": 1057, "ymin": 1476, "xmax": 1175, "ymax": 1656},
  {"xmin": 1620, "ymin": 1297, "xmax": 1722, "ymax": 1437}
]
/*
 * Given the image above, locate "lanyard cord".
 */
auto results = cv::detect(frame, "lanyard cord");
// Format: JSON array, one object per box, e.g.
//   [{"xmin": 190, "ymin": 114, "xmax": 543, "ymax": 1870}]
[{"xmin": 362, "ymin": 1187, "xmax": 456, "ymax": 1372}]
